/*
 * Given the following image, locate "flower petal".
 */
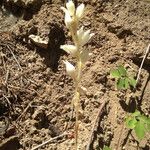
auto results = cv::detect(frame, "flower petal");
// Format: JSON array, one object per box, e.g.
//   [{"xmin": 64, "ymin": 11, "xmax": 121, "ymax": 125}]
[
  {"xmin": 60, "ymin": 7, "xmax": 68, "ymax": 13},
  {"xmin": 63, "ymin": 60, "xmax": 76, "ymax": 78},
  {"xmin": 65, "ymin": 11, "xmax": 72, "ymax": 28},
  {"xmin": 66, "ymin": 0, "xmax": 75, "ymax": 16},
  {"xmin": 60, "ymin": 45, "xmax": 77, "ymax": 56},
  {"xmin": 76, "ymin": 3, "xmax": 85, "ymax": 19},
  {"xmin": 81, "ymin": 31, "xmax": 94, "ymax": 46},
  {"xmin": 80, "ymin": 30, "xmax": 90, "ymax": 46},
  {"xmin": 77, "ymin": 26, "xmax": 84, "ymax": 44},
  {"xmin": 77, "ymin": 26, "xmax": 84, "ymax": 37}
]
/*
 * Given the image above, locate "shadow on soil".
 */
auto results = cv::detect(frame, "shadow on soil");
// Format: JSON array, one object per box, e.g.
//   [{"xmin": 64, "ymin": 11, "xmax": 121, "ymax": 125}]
[{"xmin": 36, "ymin": 24, "xmax": 66, "ymax": 72}]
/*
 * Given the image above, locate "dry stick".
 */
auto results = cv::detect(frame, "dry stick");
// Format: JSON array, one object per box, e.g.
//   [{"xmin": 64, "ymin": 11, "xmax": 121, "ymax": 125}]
[
  {"xmin": 3, "ymin": 94, "xmax": 11, "ymax": 106},
  {"xmin": 16, "ymin": 101, "xmax": 33, "ymax": 122},
  {"xmin": 7, "ymin": 84, "xmax": 42, "ymax": 98},
  {"xmin": 6, "ymin": 45, "xmax": 22, "ymax": 71},
  {"xmin": 5, "ymin": 69, "xmax": 9, "ymax": 84},
  {"xmin": 31, "ymin": 132, "xmax": 69, "ymax": 150},
  {"xmin": 136, "ymin": 44, "xmax": 150, "ymax": 83},
  {"xmin": 86, "ymin": 100, "xmax": 106, "ymax": 150}
]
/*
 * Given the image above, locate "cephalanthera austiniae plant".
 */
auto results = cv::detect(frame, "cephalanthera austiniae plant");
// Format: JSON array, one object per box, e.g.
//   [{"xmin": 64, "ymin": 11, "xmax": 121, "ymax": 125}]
[{"xmin": 60, "ymin": 0, "xmax": 94, "ymax": 149}]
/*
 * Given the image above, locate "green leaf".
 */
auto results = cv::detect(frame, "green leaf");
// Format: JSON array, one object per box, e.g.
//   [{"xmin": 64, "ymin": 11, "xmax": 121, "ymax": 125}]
[
  {"xmin": 128, "ymin": 77, "xmax": 136, "ymax": 87},
  {"xmin": 146, "ymin": 118, "xmax": 150, "ymax": 125},
  {"xmin": 146, "ymin": 122, "xmax": 150, "ymax": 131},
  {"xmin": 132, "ymin": 111, "xmax": 141, "ymax": 117},
  {"xmin": 139, "ymin": 116, "xmax": 150, "ymax": 131},
  {"xmin": 118, "ymin": 65, "xmax": 127, "ymax": 76},
  {"xmin": 103, "ymin": 146, "xmax": 112, "ymax": 150},
  {"xmin": 110, "ymin": 69, "xmax": 121, "ymax": 78},
  {"xmin": 139, "ymin": 115, "xmax": 149, "ymax": 123},
  {"xmin": 134, "ymin": 121, "xmax": 145, "ymax": 139},
  {"xmin": 117, "ymin": 78, "xmax": 125, "ymax": 89},
  {"xmin": 126, "ymin": 117, "xmax": 137, "ymax": 129},
  {"xmin": 124, "ymin": 78, "xmax": 130, "ymax": 89}
]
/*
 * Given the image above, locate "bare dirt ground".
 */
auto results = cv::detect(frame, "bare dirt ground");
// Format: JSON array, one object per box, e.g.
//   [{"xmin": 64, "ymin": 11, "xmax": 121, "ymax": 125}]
[{"xmin": 0, "ymin": 0, "xmax": 150, "ymax": 150}]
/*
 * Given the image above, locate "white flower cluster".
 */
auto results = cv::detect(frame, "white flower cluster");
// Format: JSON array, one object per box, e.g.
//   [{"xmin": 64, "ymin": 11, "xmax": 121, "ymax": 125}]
[
  {"xmin": 60, "ymin": 0, "xmax": 94, "ymax": 79},
  {"xmin": 61, "ymin": 0, "xmax": 84, "ymax": 28}
]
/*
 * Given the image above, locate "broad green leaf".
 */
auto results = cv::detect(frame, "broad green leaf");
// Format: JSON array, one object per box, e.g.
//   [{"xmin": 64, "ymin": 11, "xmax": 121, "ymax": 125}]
[
  {"xmin": 146, "ymin": 118, "xmax": 150, "ymax": 125},
  {"xmin": 128, "ymin": 77, "xmax": 136, "ymax": 87},
  {"xmin": 124, "ymin": 78, "xmax": 130, "ymax": 89},
  {"xmin": 132, "ymin": 111, "xmax": 141, "ymax": 117},
  {"xmin": 103, "ymin": 146, "xmax": 112, "ymax": 150},
  {"xmin": 126, "ymin": 117, "xmax": 137, "ymax": 129},
  {"xmin": 118, "ymin": 65, "xmax": 127, "ymax": 76},
  {"xmin": 139, "ymin": 115, "xmax": 149, "ymax": 123},
  {"xmin": 110, "ymin": 69, "xmax": 121, "ymax": 78},
  {"xmin": 117, "ymin": 78, "xmax": 125, "ymax": 89},
  {"xmin": 139, "ymin": 116, "xmax": 150, "ymax": 131},
  {"xmin": 134, "ymin": 121, "xmax": 145, "ymax": 139},
  {"xmin": 146, "ymin": 122, "xmax": 150, "ymax": 131}
]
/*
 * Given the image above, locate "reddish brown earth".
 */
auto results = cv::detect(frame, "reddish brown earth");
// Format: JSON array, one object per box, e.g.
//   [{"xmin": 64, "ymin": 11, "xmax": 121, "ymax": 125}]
[{"xmin": 0, "ymin": 0, "xmax": 150, "ymax": 150}]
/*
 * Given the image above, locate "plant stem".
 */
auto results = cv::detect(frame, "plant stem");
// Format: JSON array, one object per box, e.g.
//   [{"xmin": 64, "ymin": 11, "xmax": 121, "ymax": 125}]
[
  {"xmin": 70, "ymin": 21, "xmax": 82, "ymax": 149},
  {"xmin": 74, "ymin": 60, "xmax": 82, "ymax": 150},
  {"xmin": 136, "ymin": 44, "xmax": 150, "ymax": 84}
]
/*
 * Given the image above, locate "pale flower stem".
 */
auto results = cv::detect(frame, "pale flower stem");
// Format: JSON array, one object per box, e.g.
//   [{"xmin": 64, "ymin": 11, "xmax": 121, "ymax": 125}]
[
  {"xmin": 74, "ymin": 60, "xmax": 82, "ymax": 149},
  {"xmin": 70, "ymin": 22, "xmax": 82, "ymax": 150}
]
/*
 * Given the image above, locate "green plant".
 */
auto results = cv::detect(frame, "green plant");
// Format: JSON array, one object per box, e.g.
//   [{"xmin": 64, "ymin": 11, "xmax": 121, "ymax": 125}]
[
  {"xmin": 103, "ymin": 146, "xmax": 112, "ymax": 150},
  {"xmin": 125, "ymin": 110, "xmax": 150, "ymax": 139},
  {"xmin": 110, "ymin": 64, "xmax": 150, "ymax": 148},
  {"xmin": 110, "ymin": 65, "xmax": 136, "ymax": 89},
  {"xmin": 60, "ymin": 0, "xmax": 94, "ymax": 149}
]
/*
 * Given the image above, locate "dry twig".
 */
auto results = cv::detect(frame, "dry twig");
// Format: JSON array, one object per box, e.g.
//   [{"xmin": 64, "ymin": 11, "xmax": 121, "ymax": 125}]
[
  {"xmin": 136, "ymin": 44, "xmax": 150, "ymax": 83},
  {"xmin": 6, "ymin": 45, "xmax": 22, "ymax": 71},
  {"xmin": 16, "ymin": 101, "xmax": 33, "ymax": 122},
  {"xmin": 31, "ymin": 132, "xmax": 69, "ymax": 150},
  {"xmin": 86, "ymin": 100, "xmax": 106, "ymax": 150}
]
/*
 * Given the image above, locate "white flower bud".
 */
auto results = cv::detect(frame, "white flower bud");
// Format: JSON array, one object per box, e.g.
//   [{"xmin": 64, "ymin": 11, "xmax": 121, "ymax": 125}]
[
  {"xmin": 61, "ymin": 7, "xmax": 72, "ymax": 28},
  {"xmin": 60, "ymin": 45, "xmax": 77, "ymax": 56},
  {"xmin": 66, "ymin": 0, "xmax": 75, "ymax": 16},
  {"xmin": 81, "ymin": 30, "xmax": 94, "ymax": 46},
  {"xmin": 76, "ymin": 3, "xmax": 85, "ymax": 19},
  {"xmin": 81, "ymin": 30, "xmax": 91, "ymax": 46},
  {"xmin": 77, "ymin": 27, "xmax": 94, "ymax": 46},
  {"xmin": 65, "ymin": 11, "xmax": 72, "ymax": 28},
  {"xmin": 77, "ymin": 26, "xmax": 84, "ymax": 39},
  {"xmin": 63, "ymin": 60, "xmax": 76, "ymax": 78}
]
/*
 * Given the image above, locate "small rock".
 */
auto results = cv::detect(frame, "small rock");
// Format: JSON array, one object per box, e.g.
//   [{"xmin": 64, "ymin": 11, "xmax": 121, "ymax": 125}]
[{"xmin": 29, "ymin": 34, "xmax": 48, "ymax": 49}]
